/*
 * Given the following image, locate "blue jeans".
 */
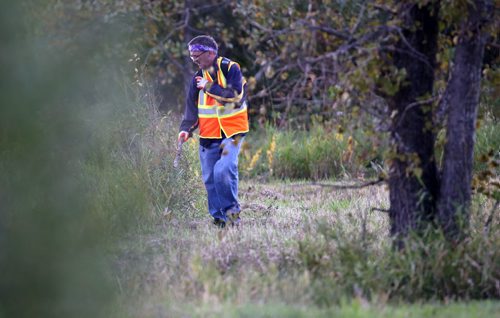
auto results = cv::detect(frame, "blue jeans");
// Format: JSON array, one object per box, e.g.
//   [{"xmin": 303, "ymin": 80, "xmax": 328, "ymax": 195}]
[{"xmin": 199, "ymin": 136, "xmax": 244, "ymax": 222}]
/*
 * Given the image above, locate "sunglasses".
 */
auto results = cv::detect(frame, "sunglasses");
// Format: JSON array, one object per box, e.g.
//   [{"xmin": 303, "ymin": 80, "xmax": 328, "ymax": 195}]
[{"xmin": 190, "ymin": 51, "xmax": 208, "ymax": 62}]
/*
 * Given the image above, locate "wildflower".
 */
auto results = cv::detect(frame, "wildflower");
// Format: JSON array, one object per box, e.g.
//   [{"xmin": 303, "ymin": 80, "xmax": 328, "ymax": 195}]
[
  {"xmin": 267, "ymin": 135, "xmax": 276, "ymax": 175},
  {"xmin": 247, "ymin": 148, "xmax": 262, "ymax": 172}
]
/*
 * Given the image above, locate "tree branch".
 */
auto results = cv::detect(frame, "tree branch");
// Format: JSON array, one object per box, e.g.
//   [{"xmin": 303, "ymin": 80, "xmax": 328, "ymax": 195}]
[
  {"xmin": 395, "ymin": 96, "xmax": 438, "ymax": 129},
  {"xmin": 350, "ymin": 2, "xmax": 366, "ymax": 36},
  {"xmin": 300, "ymin": 22, "xmax": 351, "ymax": 40},
  {"xmin": 387, "ymin": 25, "xmax": 434, "ymax": 71},
  {"xmin": 309, "ymin": 178, "xmax": 385, "ymax": 189},
  {"xmin": 372, "ymin": 4, "xmax": 398, "ymax": 15}
]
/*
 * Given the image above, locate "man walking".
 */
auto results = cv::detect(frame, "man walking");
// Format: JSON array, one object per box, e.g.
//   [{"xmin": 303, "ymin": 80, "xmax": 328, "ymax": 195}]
[{"xmin": 178, "ymin": 35, "xmax": 249, "ymax": 228}]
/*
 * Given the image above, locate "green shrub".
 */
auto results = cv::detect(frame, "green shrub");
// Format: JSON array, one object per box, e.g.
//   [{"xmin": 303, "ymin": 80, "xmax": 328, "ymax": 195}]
[
  {"xmin": 0, "ymin": 4, "xmax": 203, "ymax": 315},
  {"xmin": 241, "ymin": 124, "xmax": 373, "ymax": 180},
  {"xmin": 306, "ymin": 125, "xmax": 347, "ymax": 180},
  {"xmin": 81, "ymin": 100, "xmax": 205, "ymax": 236},
  {"xmin": 273, "ymin": 131, "xmax": 312, "ymax": 179},
  {"xmin": 242, "ymin": 114, "xmax": 498, "ymax": 182},
  {"xmin": 295, "ymin": 220, "xmax": 500, "ymax": 305}
]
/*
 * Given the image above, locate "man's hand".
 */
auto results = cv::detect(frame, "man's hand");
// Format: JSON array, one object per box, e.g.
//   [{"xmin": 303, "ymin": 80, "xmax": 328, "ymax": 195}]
[
  {"xmin": 195, "ymin": 76, "xmax": 209, "ymax": 90},
  {"xmin": 178, "ymin": 131, "xmax": 190, "ymax": 142}
]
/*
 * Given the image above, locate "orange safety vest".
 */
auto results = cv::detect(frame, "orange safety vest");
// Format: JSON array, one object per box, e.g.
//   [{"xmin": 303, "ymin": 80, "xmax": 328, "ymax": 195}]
[{"xmin": 198, "ymin": 57, "xmax": 249, "ymax": 139}]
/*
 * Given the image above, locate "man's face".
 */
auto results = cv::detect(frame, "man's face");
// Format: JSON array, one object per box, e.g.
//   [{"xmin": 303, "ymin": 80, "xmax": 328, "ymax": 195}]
[{"xmin": 190, "ymin": 50, "xmax": 215, "ymax": 70}]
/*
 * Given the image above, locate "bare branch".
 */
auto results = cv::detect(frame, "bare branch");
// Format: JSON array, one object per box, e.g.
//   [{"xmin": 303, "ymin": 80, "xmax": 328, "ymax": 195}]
[
  {"xmin": 372, "ymin": 4, "xmax": 397, "ymax": 15},
  {"xmin": 350, "ymin": 2, "xmax": 366, "ymax": 36},
  {"xmin": 303, "ymin": 26, "xmax": 387, "ymax": 64},
  {"xmin": 195, "ymin": 0, "xmax": 232, "ymax": 14},
  {"xmin": 395, "ymin": 96, "xmax": 438, "ymax": 129},
  {"xmin": 379, "ymin": 45, "xmax": 433, "ymax": 69},
  {"xmin": 143, "ymin": 6, "xmax": 189, "ymax": 68},
  {"xmin": 387, "ymin": 26, "xmax": 434, "ymax": 70},
  {"xmin": 309, "ymin": 178, "xmax": 386, "ymax": 189},
  {"xmin": 300, "ymin": 22, "xmax": 351, "ymax": 40}
]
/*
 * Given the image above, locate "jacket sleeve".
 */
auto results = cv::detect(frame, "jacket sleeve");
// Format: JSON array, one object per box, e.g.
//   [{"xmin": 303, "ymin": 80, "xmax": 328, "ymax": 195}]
[
  {"xmin": 179, "ymin": 75, "xmax": 199, "ymax": 133},
  {"xmin": 204, "ymin": 63, "xmax": 246, "ymax": 103}
]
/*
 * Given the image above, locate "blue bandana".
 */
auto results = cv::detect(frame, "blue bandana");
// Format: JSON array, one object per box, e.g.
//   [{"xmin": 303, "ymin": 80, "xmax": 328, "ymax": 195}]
[{"xmin": 188, "ymin": 44, "xmax": 217, "ymax": 53}]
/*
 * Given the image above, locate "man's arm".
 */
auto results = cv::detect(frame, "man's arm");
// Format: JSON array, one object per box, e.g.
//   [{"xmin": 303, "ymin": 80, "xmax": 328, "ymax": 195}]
[
  {"xmin": 204, "ymin": 63, "xmax": 246, "ymax": 103},
  {"xmin": 179, "ymin": 76, "xmax": 199, "ymax": 134}
]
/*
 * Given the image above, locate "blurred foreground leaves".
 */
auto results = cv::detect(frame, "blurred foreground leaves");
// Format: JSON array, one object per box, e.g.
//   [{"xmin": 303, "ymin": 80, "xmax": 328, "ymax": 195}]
[{"xmin": 0, "ymin": 2, "xmax": 137, "ymax": 317}]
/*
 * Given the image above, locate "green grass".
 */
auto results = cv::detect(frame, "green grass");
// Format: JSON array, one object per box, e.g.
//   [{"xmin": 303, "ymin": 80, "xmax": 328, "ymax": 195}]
[
  {"xmin": 112, "ymin": 177, "xmax": 499, "ymax": 317},
  {"xmin": 241, "ymin": 116, "xmax": 499, "ymax": 183},
  {"xmin": 329, "ymin": 198, "xmax": 352, "ymax": 212},
  {"xmin": 240, "ymin": 124, "xmax": 367, "ymax": 180},
  {"xmin": 172, "ymin": 300, "xmax": 500, "ymax": 318}
]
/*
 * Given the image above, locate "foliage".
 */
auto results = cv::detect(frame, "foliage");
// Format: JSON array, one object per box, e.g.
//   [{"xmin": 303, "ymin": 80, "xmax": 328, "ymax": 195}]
[
  {"xmin": 81, "ymin": 95, "xmax": 204, "ymax": 236},
  {"xmin": 3, "ymin": 1, "xmax": 499, "ymax": 316},
  {"xmin": 36, "ymin": 0, "xmax": 497, "ymax": 131},
  {"xmin": 0, "ymin": 2, "xmax": 203, "ymax": 316},
  {"xmin": 240, "ymin": 123, "xmax": 388, "ymax": 180},
  {"xmin": 239, "ymin": 114, "xmax": 498, "ymax": 188},
  {"xmin": 0, "ymin": 3, "xmax": 121, "ymax": 316},
  {"xmin": 473, "ymin": 116, "xmax": 500, "ymax": 200}
]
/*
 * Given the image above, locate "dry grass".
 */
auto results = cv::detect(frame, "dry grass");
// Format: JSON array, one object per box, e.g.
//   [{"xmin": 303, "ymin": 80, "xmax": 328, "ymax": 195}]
[
  {"xmin": 114, "ymin": 180, "xmax": 392, "ymax": 316},
  {"xmin": 112, "ymin": 174, "xmax": 500, "ymax": 318}
]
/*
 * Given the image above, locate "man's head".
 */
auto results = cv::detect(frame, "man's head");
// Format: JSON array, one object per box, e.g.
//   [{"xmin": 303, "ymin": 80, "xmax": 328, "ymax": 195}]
[{"xmin": 188, "ymin": 35, "xmax": 218, "ymax": 70}]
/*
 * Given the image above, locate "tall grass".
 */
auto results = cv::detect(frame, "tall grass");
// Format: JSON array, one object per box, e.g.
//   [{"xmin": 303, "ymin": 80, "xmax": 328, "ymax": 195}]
[
  {"xmin": 475, "ymin": 116, "xmax": 500, "ymax": 168},
  {"xmin": 114, "ymin": 178, "xmax": 499, "ymax": 317},
  {"xmin": 80, "ymin": 96, "xmax": 204, "ymax": 236},
  {"xmin": 240, "ymin": 124, "xmax": 383, "ymax": 180},
  {"xmin": 241, "ymin": 114, "xmax": 499, "ymax": 185}
]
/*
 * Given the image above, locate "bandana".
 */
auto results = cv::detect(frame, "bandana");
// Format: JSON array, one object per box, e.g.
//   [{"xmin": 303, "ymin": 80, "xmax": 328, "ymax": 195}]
[{"xmin": 188, "ymin": 44, "xmax": 217, "ymax": 53}]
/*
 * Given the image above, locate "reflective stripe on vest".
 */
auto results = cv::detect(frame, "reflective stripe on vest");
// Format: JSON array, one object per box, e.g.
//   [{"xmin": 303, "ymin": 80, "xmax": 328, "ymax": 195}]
[
  {"xmin": 197, "ymin": 57, "xmax": 249, "ymax": 138},
  {"xmin": 198, "ymin": 102, "xmax": 248, "ymax": 118}
]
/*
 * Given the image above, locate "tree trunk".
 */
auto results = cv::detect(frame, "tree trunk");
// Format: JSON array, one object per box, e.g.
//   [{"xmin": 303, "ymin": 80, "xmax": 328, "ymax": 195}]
[
  {"xmin": 437, "ymin": 0, "xmax": 493, "ymax": 239},
  {"xmin": 388, "ymin": 3, "xmax": 440, "ymax": 246}
]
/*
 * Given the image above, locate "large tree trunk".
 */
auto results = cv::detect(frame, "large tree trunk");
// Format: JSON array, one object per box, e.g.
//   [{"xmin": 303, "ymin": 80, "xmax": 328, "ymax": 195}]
[
  {"xmin": 388, "ymin": 3, "xmax": 440, "ymax": 246},
  {"xmin": 437, "ymin": 0, "xmax": 493, "ymax": 239}
]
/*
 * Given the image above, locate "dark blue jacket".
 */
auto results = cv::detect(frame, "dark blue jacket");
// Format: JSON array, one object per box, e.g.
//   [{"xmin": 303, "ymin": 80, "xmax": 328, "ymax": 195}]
[{"xmin": 179, "ymin": 56, "xmax": 247, "ymax": 145}]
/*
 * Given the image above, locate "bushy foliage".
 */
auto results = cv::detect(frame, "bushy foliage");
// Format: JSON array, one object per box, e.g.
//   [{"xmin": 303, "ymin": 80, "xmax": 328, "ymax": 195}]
[
  {"xmin": 80, "ymin": 99, "xmax": 204, "ymax": 236},
  {"xmin": 240, "ymin": 113, "xmax": 498, "ymax": 198},
  {"xmin": 240, "ymin": 123, "xmax": 386, "ymax": 180},
  {"xmin": 299, "ymin": 222, "xmax": 499, "ymax": 305},
  {"xmin": 0, "ymin": 3, "xmax": 203, "ymax": 316}
]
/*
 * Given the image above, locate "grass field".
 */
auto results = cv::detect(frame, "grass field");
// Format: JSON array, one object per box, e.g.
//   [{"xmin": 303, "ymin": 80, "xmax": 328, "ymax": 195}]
[{"xmin": 112, "ymin": 178, "xmax": 499, "ymax": 317}]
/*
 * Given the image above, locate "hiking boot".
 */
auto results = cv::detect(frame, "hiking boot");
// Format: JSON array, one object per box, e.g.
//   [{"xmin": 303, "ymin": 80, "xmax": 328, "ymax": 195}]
[
  {"xmin": 213, "ymin": 218, "xmax": 226, "ymax": 229},
  {"xmin": 227, "ymin": 211, "xmax": 240, "ymax": 227}
]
